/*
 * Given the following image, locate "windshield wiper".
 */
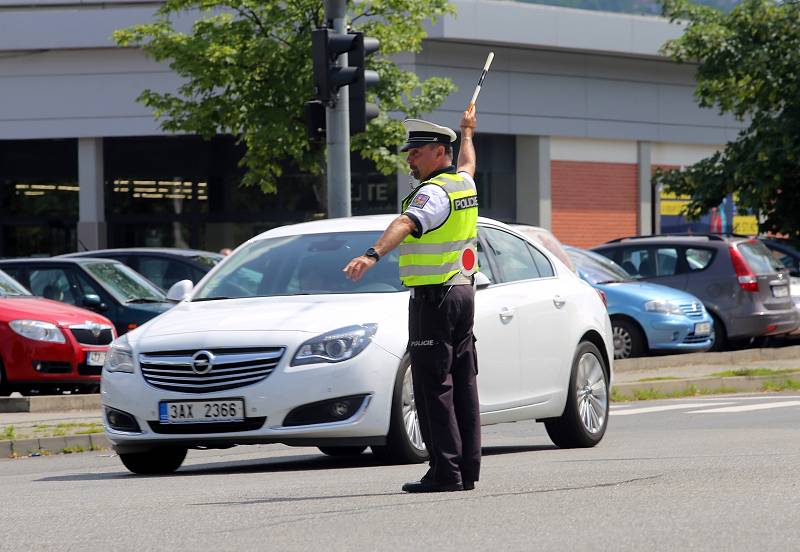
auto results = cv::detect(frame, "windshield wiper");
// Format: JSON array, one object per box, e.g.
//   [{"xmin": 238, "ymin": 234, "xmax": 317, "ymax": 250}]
[
  {"xmin": 192, "ymin": 296, "xmax": 231, "ymax": 302},
  {"xmin": 595, "ymin": 279, "xmax": 626, "ymax": 285},
  {"xmin": 126, "ymin": 298, "xmax": 167, "ymax": 304}
]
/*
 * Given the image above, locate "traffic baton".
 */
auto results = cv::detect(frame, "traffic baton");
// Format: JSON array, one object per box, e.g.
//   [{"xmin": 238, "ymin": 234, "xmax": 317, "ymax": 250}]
[{"xmin": 467, "ymin": 51, "xmax": 494, "ymax": 111}]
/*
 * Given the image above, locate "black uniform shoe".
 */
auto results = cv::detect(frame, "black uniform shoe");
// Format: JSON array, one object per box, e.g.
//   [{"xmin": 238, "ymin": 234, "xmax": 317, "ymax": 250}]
[
  {"xmin": 462, "ymin": 480, "xmax": 475, "ymax": 491},
  {"xmin": 402, "ymin": 480, "xmax": 464, "ymax": 493}
]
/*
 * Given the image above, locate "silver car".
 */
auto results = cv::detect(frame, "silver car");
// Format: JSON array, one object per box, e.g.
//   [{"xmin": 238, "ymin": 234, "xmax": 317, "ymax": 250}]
[{"xmin": 593, "ymin": 235, "xmax": 799, "ymax": 350}]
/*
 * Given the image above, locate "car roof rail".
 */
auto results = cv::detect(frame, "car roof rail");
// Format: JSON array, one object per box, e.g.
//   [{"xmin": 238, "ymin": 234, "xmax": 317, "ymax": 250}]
[{"xmin": 603, "ymin": 233, "xmax": 730, "ymax": 244}]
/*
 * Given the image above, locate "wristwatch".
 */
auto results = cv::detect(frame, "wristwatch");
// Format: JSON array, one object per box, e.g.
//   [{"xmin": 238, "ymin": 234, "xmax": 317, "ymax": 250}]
[{"xmin": 364, "ymin": 247, "xmax": 380, "ymax": 262}]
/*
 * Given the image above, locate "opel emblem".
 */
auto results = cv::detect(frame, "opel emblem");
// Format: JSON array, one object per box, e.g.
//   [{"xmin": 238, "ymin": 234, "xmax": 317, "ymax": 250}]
[{"xmin": 191, "ymin": 350, "xmax": 215, "ymax": 375}]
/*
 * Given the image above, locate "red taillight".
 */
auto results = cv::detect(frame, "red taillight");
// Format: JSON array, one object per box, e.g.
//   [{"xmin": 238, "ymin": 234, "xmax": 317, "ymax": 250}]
[
  {"xmin": 729, "ymin": 245, "xmax": 759, "ymax": 292},
  {"xmin": 596, "ymin": 288, "xmax": 608, "ymax": 308}
]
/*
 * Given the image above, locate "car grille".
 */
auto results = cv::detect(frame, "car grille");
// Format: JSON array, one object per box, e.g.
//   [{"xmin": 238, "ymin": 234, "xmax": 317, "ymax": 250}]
[
  {"xmin": 679, "ymin": 302, "xmax": 705, "ymax": 319},
  {"xmin": 69, "ymin": 326, "xmax": 115, "ymax": 346},
  {"xmin": 683, "ymin": 333, "xmax": 711, "ymax": 344},
  {"xmin": 138, "ymin": 347, "xmax": 284, "ymax": 393}
]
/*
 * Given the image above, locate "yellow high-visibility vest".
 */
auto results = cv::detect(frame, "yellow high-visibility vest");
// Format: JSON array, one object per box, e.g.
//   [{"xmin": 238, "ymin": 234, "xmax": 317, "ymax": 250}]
[{"xmin": 399, "ymin": 172, "xmax": 478, "ymax": 287}]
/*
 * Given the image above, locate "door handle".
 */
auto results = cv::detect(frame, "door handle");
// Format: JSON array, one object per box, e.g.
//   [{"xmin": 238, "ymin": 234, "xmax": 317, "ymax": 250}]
[
  {"xmin": 499, "ymin": 307, "xmax": 515, "ymax": 321},
  {"xmin": 553, "ymin": 295, "xmax": 566, "ymax": 309}
]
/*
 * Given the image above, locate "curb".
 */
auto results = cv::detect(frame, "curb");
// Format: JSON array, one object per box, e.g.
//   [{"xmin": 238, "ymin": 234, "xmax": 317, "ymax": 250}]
[
  {"xmin": 0, "ymin": 433, "xmax": 110, "ymax": 458},
  {"xmin": 613, "ymin": 372, "xmax": 800, "ymax": 398},
  {"xmin": 615, "ymin": 344, "xmax": 800, "ymax": 372},
  {"xmin": 0, "ymin": 394, "xmax": 101, "ymax": 413}
]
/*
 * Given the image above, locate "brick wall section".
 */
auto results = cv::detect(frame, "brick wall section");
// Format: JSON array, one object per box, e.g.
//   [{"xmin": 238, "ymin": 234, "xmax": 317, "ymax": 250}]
[{"xmin": 551, "ymin": 160, "xmax": 638, "ymax": 248}]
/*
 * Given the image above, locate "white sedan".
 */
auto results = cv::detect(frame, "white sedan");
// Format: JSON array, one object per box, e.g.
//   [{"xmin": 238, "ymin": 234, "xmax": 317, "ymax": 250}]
[{"xmin": 102, "ymin": 215, "xmax": 613, "ymax": 474}]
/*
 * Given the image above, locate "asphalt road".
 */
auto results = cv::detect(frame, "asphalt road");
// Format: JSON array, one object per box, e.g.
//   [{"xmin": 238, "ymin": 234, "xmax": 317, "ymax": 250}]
[{"xmin": 1, "ymin": 393, "xmax": 799, "ymax": 551}]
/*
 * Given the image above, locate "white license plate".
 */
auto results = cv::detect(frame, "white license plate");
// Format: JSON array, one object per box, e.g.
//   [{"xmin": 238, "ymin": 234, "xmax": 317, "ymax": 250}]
[
  {"xmin": 694, "ymin": 322, "xmax": 712, "ymax": 336},
  {"xmin": 86, "ymin": 351, "xmax": 107, "ymax": 366},
  {"xmin": 159, "ymin": 399, "xmax": 245, "ymax": 424},
  {"xmin": 772, "ymin": 285, "xmax": 789, "ymax": 298}
]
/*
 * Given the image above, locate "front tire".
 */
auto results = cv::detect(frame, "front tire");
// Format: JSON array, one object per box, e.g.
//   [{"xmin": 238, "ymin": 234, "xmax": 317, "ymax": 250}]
[
  {"xmin": 371, "ymin": 356, "xmax": 428, "ymax": 464},
  {"xmin": 119, "ymin": 447, "xmax": 187, "ymax": 475},
  {"xmin": 545, "ymin": 341, "xmax": 609, "ymax": 448},
  {"xmin": 611, "ymin": 318, "xmax": 646, "ymax": 359}
]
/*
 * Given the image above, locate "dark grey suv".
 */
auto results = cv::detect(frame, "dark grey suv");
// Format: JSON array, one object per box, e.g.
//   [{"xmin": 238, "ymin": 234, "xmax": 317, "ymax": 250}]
[{"xmin": 592, "ymin": 235, "xmax": 799, "ymax": 350}]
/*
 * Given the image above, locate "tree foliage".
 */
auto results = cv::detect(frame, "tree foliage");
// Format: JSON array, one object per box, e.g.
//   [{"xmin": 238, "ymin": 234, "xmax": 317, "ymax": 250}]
[
  {"xmin": 114, "ymin": 0, "xmax": 456, "ymax": 193},
  {"xmin": 655, "ymin": 0, "xmax": 800, "ymax": 237}
]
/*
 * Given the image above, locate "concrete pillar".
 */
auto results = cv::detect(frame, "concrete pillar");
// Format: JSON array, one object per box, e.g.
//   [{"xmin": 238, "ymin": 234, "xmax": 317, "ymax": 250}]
[
  {"xmin": 637, "ymin": 141, "xmax": 653, "ymax": 235},
  {"xmin": 77, "ymin": 138, "xmax": 107, "ymax": 251},
  {"xmin": 515, "ymin": 135, "xmax": 551, "ymax": 229}
]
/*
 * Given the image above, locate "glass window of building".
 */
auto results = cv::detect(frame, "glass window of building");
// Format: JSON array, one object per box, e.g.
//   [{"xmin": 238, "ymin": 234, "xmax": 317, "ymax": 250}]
[
  {"xmin": 0, "ymin": 139, "xmax": 78, "ymax": 257},
  {"xmin": 105, "ymin": 135, "xmax": 396, "ymax": 253},
  {"xmin": 454, "ymin": 133, "xmax": 515, "ymax": 222}
]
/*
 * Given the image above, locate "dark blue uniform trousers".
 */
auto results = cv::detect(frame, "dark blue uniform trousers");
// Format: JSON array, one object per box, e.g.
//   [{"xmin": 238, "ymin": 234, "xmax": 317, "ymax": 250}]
[{"xmin": 408, "ymin": 284, "xmax": 481, "ymax": 485}]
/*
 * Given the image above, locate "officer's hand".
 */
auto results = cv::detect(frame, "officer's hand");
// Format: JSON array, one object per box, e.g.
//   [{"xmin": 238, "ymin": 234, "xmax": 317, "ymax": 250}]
[
  {"xmin": 343, "ymin": 256, "xmax": 376, "ymax": 282},
  {"xmin": 460, "ymin": 106, "xmax": 477, "ymax": 130}
]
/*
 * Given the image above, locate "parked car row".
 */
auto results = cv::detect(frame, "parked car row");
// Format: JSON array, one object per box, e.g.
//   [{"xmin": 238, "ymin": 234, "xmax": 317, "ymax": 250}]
[
  {"xmin": 593, "ymin": 234, "xmax": 798, "ymax": 351},
  {"xmin": 516, "ymin": 226, "xmax": 799, "ymax": 359},
  {"xmin": 0, "ymin": 248, "xmax": 221, "ymax": 395}
]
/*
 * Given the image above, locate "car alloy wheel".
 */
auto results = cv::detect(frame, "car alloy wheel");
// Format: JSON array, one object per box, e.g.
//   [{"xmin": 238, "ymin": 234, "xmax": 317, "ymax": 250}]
[
  {"xmin": 612, "ymin": 325, "xmax": 632, "ymax": 359},
  {"xmin": 575, "ymin": 351, "xmax": 607, "ymax": 435},
  {"xmin": 402, "ymin": 365, "xmax": 426, "ymax": 452},
  {"xmin": 544, "ymin": 341, "xmax": 609, "ymax": 448}
]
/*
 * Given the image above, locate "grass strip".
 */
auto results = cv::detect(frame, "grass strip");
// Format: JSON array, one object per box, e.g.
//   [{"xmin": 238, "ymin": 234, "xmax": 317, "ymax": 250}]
[
  {"xmin": 762, "ymin": 378, "xmax": 800, "ymax": 392},
  {"xmin": 612, "ymin": 385, "xmax": 740, "ymax": 402},
  {"xmin": 710, "ymin": 368, "xmax": 800, "ymax": 378}
]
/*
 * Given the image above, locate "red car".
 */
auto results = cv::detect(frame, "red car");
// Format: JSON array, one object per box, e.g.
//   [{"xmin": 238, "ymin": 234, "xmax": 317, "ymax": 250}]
[{"xmin": 0, "ymin": 269, "xmax": 115, "ymax": 395}]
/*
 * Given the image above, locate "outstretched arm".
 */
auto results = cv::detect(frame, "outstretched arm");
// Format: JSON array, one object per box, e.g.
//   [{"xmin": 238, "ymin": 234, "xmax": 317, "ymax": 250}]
[{"xmin": 342, "ymin": 214, "xmax": 417, "ymax": 282}]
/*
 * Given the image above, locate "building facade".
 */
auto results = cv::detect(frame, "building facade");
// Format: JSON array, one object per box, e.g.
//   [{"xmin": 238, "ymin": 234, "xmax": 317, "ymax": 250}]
[{"xmin": 0, "ymin": 0, "xmax": 741, "ymax": 257}]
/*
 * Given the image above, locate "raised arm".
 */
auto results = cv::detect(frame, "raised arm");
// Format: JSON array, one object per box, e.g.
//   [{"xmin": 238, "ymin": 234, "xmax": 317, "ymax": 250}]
[{"xmin": 456, "ymin": 106, "xmax": 477, "ymax": 177}]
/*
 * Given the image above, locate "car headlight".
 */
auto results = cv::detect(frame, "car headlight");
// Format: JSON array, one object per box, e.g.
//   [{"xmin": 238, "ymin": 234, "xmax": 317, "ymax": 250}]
[
  {"xmin": 105, "ymin": 335, "xmax": 134, "ymax": 374},
  {"xmin": 9, "ymin": 320, "xmax": 66, "ymax": 343},
  {"xmin": 291, "ymin": 324, "xmax": 378, "ymax": 366},
  {"xmin": 644, "ymin": 300, "xmax": 683, "ymax": 315}
]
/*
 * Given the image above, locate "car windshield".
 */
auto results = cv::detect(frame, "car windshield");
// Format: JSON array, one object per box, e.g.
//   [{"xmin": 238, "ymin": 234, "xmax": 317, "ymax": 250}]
[
  {"xmin": 0, "ymin": 269, "xmax": 31, "ymax": 296},
  {"xmin": 194, "ymin": 231, "xmax": 404, "ymax": 300},
  {"xmin": 82, "ymin": 262, "xmax": 167, "ymax": 303},
  {"xmin": 568, "ymin": 248, "xmax": 633, "ymax": 285},
  {"xmin": 192, "ymin": 254, "xmax": 223, "ymax": 269}
]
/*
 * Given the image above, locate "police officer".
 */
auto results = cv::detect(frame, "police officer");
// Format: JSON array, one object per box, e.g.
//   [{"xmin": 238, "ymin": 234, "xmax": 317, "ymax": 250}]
[{"xmin": 343, "ymin": 107, "xmax": 480, "ymax": 493}]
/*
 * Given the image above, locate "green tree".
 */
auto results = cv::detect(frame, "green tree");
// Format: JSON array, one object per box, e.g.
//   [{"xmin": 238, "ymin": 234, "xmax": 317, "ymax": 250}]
[
  {"xmin": 114, "ymin": 0, "xmax": 456, "ymax": 193},
  {"xmin": 655, "ymin": 0, "xmax": 800, "ymax": 237}
]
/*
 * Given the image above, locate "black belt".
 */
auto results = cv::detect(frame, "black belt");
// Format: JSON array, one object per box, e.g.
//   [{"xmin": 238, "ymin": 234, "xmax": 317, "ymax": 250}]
[{"xmin": 410, "ymin": 284, "xmax": 448, "ymax": 302}]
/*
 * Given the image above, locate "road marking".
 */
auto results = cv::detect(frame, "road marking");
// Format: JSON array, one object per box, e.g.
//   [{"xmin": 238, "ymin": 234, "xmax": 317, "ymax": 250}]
[
  {"xmin": 610, "ymin": 402, "xmax": 736, "ymax": 416},
  {"xmin": 687, "ymin": 400, "xmax": 800, "ymax": 414}
]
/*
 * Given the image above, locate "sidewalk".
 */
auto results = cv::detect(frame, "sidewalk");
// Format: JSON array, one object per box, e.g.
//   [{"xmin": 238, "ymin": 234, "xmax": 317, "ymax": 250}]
[
  {"xmin": 613, "ymin": 345, "xmax": 800, "ymax": 398},
  {"xmin": 2, "ymin": 345, "xmax": 800, "ymax": 458}
]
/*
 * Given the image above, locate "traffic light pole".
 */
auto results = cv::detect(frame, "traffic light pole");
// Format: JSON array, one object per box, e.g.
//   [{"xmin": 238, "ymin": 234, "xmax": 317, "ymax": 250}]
[{"xmin": 325, "ymin": 0, "xmax": 351, "ymax": 218}]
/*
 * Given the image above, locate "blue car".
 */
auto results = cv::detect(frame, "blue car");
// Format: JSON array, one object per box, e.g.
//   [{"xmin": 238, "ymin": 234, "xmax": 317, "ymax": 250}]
[{"xmin": 566, "ymin": 246, "xmax": 714, "ymax": 359}]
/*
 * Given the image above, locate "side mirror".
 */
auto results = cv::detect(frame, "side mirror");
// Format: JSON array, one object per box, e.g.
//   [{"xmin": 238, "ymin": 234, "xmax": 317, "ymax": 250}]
[
  {"xmin": 473, "ymin": 272, "xmax": 491, "ymax": 290},
  {"xmin": 82, "ymin": 294, "xmax": 107, "ymax": 312},
  {"xmin": 166, "ymin": 279, "xmax": 194, "ymax": 302}
]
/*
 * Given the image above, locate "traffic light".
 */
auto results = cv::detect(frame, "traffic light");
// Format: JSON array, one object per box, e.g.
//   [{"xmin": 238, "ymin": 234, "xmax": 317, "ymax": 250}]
[
  {"xmin": 347, "ymin": 32, "xmax": 380, "ymax": 134},
  {"xmin": 311, "ymin": 28, "xmax": 359, "ymax": 104},
  {"xmin": 309, "ymin": 28, "xmax": 380, "ymax": 139},
  {"xmin": 305, "ymin": 100, "xmax": 326, "ymax": 143}
]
